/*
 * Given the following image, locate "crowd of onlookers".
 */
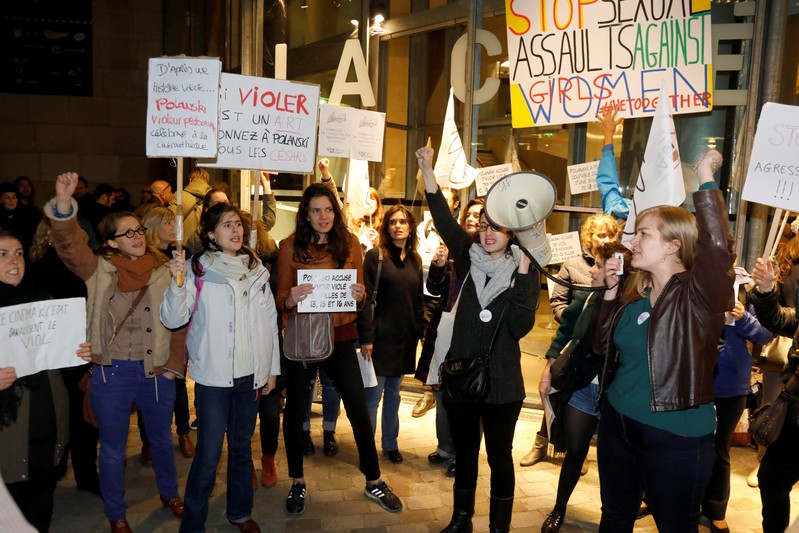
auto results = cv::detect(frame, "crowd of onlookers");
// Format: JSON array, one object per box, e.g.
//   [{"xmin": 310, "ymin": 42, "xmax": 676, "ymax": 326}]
[{"xmin": 2, "ymin": 134, "xmax": 799, "ymax": 533}]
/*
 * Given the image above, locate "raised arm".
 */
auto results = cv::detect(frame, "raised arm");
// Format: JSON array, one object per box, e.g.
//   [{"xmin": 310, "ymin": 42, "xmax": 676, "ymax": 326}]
[
  {"xmin": 260, "ymin": 172, "xmax": 277, "ymax": 231},
  {"xmin": 44, "ymin": 172, "xmax": 98, "ymax": 281},
  {"xmin": 595, "ymin": 109, "xmax": 629, "ymax": 220}
]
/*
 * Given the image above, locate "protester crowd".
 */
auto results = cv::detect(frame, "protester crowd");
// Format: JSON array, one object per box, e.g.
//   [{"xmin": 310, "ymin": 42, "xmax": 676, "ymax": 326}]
[{"xmin": 1, "ymin": 127, "xmax": 797, "ymax": 533}]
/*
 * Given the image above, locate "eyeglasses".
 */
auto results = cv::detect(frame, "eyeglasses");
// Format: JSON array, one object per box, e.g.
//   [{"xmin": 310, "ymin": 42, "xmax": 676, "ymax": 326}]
[
  {"xmin": 478, "ymin": 223, "xmax": 505, "ymax": 233},
  {"xmin": 388, "ymin": 219, "xmax": 408, "ymax": 226},
  {"xmin": 112, "ymin": 227, "xmax": 147, "ymax": 239}
]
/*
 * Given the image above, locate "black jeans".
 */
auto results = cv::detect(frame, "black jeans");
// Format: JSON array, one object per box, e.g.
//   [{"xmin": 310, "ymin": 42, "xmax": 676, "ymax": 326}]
[
  {"xmin": 7, "ymin": 436, "xmax": 58, "ymax": 533},
  {"xmin": 283, "ymin": 341, "xmax": 380, "ymax": 481},
  {"xmin": 445, "ymin": 399, "xmax": 522, "ymax": 498},
  {"xmin": 702, "ymin": 395, "xmax": 746, "ymax": 520},
  {"xmin": 597, "ymin": 402, "xmax": 714, "ymax": 533},
  {"xmin": 58, "ymin": 365, "xmax": 99, "ymax": 486},
  {"xmin": 258, "ymin": 388, "xmax": 281, "ymax": 456},
  {"xmin": 759, "ymin": 420, "xmax": 799, "ymax": 533}
]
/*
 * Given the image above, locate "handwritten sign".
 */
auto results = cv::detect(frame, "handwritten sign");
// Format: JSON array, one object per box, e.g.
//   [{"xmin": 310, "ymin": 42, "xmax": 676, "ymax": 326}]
[
  {"xmin": 317, "ymin": 105, "xmax": 386, "ymax": 162},
  {"xmin": 297, "ymin": 269, "xmax": 356, "ymax": 313},
  {"xmin": 475, "ymin": 163, "xmax": 514, "ymax": 197},
  {"xmin": 741, "ymin": 102, "xmax": 799, "ymax": 211},
  {"xmin": 567, "ymin": 160, "xmax": 601, "ymax": 195},
  {"xmin": 505, "ymin": 0, "xmax": 713, "ymax": 127},
  {"xmin": 548, "ymin": 231, "xmax": 582, "ymax": 264},
  {"xmin": 199, "ymin": 73, "xmax": 320, "ymax": 173},
  {"xmin": 0, "ymin": 298, "xmax": 87, "ymax": 378},
  {"xmin": 146, "ymin": 57, "xmax": 221, "ymax": 158}
]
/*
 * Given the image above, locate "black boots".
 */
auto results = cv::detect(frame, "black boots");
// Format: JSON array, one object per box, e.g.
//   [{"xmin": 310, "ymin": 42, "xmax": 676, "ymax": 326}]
[
  {"xmin": 439, "ymin": 488, "xmax": 475, "ymax": 533},
  {"xmin": 489, "ymin": 496, "xmax": 514, "ymax": 533}
]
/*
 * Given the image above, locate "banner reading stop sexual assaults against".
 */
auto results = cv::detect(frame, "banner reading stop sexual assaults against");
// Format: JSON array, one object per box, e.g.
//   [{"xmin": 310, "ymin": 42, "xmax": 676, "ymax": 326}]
[
  {"xmin": 505, "ymin": 0, "xmax": 713, "ymax": 127},
  {"xmin": 198, "ymin": 73, "xmax": 320, "ymax": 173},
  {"xmin": 146, "ymin": 57, "xmax": 221, "ymax": 158}
]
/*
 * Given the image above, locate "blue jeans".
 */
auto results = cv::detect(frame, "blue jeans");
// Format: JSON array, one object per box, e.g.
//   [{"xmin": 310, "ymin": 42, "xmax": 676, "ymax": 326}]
[
  {"xmin": 90, "ymin": 361, "xmax": 178, "ymax": 521},
  {"xmin": 364, "ymin": 376, "xmax": 402, "ymax": 452},
  {"xmin": 138, "ymin": 376, "xmax": 192, "ymax": 444},
  {"xmin": 597, "ymin": 401, "xmax": 714, "ymax": 533},
  {"xmin": 180, "ymin": 375, "xmax": 260, "ymax": 532},
  {"xmin": 303, "ymin": 368, "xmax": 340, "ymax": 432}
]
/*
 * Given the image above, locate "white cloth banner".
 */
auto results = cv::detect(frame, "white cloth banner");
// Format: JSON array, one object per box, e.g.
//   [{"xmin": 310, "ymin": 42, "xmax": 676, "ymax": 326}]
[
  {"xmin": 345, "ymin": 159, "xmax": 375, "ymax": 220},
  {"xmin": 622, "ymin": 84, "xmax": 685, "ymax": 245},
  {"xmin": 0, "ymin": 298, "xmax": 87, "ymax": 378},
  {"xmin": 434, "ymin": 88, "xmax": 478, "ymax": 189}
]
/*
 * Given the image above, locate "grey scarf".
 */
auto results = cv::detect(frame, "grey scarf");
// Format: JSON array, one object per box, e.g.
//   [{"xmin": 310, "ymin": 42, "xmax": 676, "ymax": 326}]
[{"xmin": 468, "ymin": 243, "xmax": 520, "ymax": 308}]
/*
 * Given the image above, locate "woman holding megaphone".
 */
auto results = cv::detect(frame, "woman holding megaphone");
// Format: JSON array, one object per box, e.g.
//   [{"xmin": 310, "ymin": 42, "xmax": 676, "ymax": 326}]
[{"xmin": 416, "ymin": 146, "xmax": 538, "ymax": 533}]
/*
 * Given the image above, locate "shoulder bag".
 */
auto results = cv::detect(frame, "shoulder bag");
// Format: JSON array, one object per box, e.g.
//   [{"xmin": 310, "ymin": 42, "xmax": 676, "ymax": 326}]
[
  {"xmin": 749, "ymin": 390, "xmax": 790, "ymax": 447},
  {"xmin": 440, "ymin": 291, "xmax": 508, "ymax": 404},
  {"xmin": 427, "ymin": 273, "xmax": 468, "ymax": 386},
  {"xmin": 283, "ymin": 312, "xmax": 334, "ymax": 368}
]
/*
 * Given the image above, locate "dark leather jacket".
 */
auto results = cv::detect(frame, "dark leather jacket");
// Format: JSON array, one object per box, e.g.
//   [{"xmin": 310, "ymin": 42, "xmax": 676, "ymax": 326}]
[{"xmin": 591, "ymin": 188, "xmax": 735, "ymax": 412}]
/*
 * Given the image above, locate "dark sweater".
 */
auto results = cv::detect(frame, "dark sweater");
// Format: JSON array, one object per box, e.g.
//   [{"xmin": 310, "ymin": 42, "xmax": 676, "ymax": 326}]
[
  {"xmin": 426, "ymin": 189, "xmax": 539, "ymax": 404},
  {"xmin": 361, "ymin": 245, "xmax": 424, "ymax": 376}
]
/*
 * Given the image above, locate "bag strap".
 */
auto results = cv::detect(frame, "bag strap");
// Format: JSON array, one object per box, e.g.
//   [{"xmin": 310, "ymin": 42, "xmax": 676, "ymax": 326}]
[
  {"xmin": 484, "ymin": 298, "xmax": 509, "ymax": 362},
  {"xmin": 370, "ymin": 248, "xmax": 384, "ymax": 311},
  {"xmin": 111, "ymin": 286, "xmax": 148, "ymax": 342}
]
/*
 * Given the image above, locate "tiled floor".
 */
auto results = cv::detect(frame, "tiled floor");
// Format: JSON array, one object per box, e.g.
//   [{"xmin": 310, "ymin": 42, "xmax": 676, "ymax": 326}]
[{"xmin": 49, "ymin": 390, "xmax": 790, "ymax": 532}]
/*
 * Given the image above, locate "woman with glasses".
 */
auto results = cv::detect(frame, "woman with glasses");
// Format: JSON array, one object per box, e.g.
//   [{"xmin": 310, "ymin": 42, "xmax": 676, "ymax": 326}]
[
  {"xmin": 45, "ymin": 172, "xmax": 185, "ymax": 533},
  {"xmin": 417, "ymin": 147, "xmax": 538, "ymax": 533},
  {"xmin": 360, "ymin": 205, "xmax": 424, "ymax": 464}
]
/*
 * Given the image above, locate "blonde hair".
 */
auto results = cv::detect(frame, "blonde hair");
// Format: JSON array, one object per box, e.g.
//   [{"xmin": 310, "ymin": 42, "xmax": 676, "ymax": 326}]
[
  {"xmin": 141, "ymin": 207, "xmax": 176, "ymax": 251},
  {"xmin": 580, "ymin": 213, "xmax": 621, "ymax": 254},
  {"xmin": 622, "ymin": 206, "xmax": 697, "ymax": 302},
  {"xmin": 189, "ymin": 168, "xmax": 210, "ymax": 183},
  {"xmin": 29, "ymin": 218, "xmax": 89, "ymax": 263}
]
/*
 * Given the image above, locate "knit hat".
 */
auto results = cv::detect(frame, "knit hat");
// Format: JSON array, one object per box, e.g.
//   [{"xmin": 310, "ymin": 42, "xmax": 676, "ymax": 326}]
[{"xmin": 0, "ymin": 182, "xmax": 17, "ymax": 196}]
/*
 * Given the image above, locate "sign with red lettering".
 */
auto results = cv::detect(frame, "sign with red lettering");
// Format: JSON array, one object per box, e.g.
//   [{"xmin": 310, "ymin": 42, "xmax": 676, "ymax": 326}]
[
  {"xmin": 146, "ymin": 57, "xmax": 221, "ymax": 158},
  {"xmin": 741, "ymin": 102, "xmax": 799, "ymax": 211},
  {"xmin": 317, "ymin": 105, "xmax": 386, "ymax": 162},
  {"xmin": 199, "ymin": 73, "xmax": 320, "ymax": 173},
  {"xmin": 505, "ymin": 0, "xmax": 713, "ymax": 127}
]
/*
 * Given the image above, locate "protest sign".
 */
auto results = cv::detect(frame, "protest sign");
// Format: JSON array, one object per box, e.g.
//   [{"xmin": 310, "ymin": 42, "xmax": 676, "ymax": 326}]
[
  {"xmin": 567, "ymin": 160, "xmax": 601, "ymax": 195},
  {"xmin": 505, "ymin": 0, "xmax": 713, "ymax": 127},
  {"xmin": 296, "ymin": 269, "xmax": 357, "ymax": 313},
  {"xmin": 146, "ymin": 57, "xmax": 221, "ymax": 158},
  {"xmin": 434, "ymin": 88, "xmax": 478, "ymax": 189},
  {"xmin": 317, "ymin": 105, "xmax": 386, "ymax": 162},
  {"xmin": 741, "ymin": 102, "xmax": 799, "ymax": 211},
  {"xmin": 199, "ymin": 73, "xmax": 320, "ymax": 173},
  {"xmin": 475, "ymin": 163, "xmax": 514, "ymax": 197},
  {"xmin": 548, "ymin": 231, "xmax": 582, "ymax": 264},
  {"xmin": 0, "ymin": 298, "xmax": 87, "ymax": 378}
]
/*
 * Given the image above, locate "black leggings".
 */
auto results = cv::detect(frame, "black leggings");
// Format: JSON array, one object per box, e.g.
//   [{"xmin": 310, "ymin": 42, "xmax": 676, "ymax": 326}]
[{"xmin": 554, "ymin": 404, "xmax": 598, "ymax": 513}]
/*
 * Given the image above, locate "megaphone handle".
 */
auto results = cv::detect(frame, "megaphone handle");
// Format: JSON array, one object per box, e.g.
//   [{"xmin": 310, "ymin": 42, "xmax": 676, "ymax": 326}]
[{"xmin": 517, "ymin": 244, "xmax": 610, "ymax": 293}]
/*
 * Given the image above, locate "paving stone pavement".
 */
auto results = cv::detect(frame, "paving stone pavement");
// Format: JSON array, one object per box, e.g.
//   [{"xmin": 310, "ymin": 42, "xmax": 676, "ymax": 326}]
[{"xmin": 50, "ymin": 392, "xmax": 794, "ymax": 532}]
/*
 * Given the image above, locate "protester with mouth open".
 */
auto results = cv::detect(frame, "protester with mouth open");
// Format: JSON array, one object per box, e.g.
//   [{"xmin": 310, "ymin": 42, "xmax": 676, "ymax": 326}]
[
  {"xmin": 45, "ymin": 172, "xmax": 185, "ymax": 533},
  {"xmin": 417, "ymin": 146, "xmax": 538, "ymax": 533},
  {"xmin": 590, "ymin": 149, "xmax": 734, "ymax": 532}
]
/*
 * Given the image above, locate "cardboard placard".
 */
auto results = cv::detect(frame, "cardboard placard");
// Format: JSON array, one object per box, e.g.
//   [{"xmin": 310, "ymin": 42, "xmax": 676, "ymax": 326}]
[
  {"xmin": 199, "ymin": 73, "xmax": 320, "ymax": 173},
  {"xmin": 296, "ymin": 269, "xmax": 357, "ymax": 313},
  {"xmin": 548, "ymin": 231, "xmax": 582, "ymax": 264},
  {"xmin": 567, "ymin": 160, "xmax": 601, "ymax": 195},
  {"xmin": 317, "ymin": 105, "xmax": 386, "ymax": 162},
  {"xmin": 475, "ymin": 163, "xmax": 515, "ymax": 197},
  {"xmin": 146, "ymin": 57, "xmax": 221, "ymax": 158}
]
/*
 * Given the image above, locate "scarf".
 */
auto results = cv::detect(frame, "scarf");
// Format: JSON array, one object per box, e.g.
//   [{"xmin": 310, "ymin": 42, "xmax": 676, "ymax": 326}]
[
  {"xmin": 208, "ymin": 251, "xmax": 252, "ymax": 281},
  {"xmin": 107, "ymin": 253, "xmax": 157, "ymax": 292},
  {"xmin": 469, "ymin": 243, "xmax": 520, "ymax": 308}
]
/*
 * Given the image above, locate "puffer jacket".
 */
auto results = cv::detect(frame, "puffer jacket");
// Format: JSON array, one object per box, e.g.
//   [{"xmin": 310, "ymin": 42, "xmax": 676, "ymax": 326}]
[
  {"xmin": 160, "ymin": 254, "xmax": 280, "ymax": 389},
  {"xmin": 591, "ymin": 188, "xmax": 735, "ymax": 412}
]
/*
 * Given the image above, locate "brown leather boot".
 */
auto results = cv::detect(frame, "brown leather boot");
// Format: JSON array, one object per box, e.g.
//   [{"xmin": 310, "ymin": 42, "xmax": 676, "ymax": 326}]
[
  {"xmin": 178, "ymin": 434, "xmax": 195, "ymax": 458},
  {"xmin": 110, "ymin": 519, "xmax": 133, "ymax": 533},
  {"xmin": 261, "ymin": 454, "xmax": 277, "ymax": 487}
]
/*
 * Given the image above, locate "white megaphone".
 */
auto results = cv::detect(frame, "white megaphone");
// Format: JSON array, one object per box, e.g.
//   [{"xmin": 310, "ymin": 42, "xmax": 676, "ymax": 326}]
[{"xmin": 484, "ymin": 171, "xmax": 557, "ymax": 267}]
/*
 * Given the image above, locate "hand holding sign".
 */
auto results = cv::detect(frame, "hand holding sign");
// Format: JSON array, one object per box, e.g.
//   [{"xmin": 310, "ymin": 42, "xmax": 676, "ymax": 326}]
[
  {"xmin": 296, "ymin": 270, "xmax": 357, "ymax": 312},
  {"xmin": 0, "ymin": 367, "xmax": 17, "ymax": 391}
]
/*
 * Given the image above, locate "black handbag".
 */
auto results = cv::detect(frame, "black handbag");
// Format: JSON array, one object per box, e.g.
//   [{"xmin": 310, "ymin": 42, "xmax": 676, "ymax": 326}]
[
  {"xmin": 440, "ymin": 300, "xmax": 508, "ymax": 403},
  {"xmin": 749, "ymin": 390, "xmax": 790, "ymax": 447},
  {"xmin": 549, "ymin": 294, "xmax": 598, "ymax": 394}
]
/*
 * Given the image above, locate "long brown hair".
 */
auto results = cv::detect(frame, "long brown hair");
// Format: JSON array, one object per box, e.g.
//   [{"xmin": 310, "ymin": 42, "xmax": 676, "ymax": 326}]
[
  {"xmin": 378, "ymin": 205, "xmax": 420, "ymax": 263},
  {"xmin": 292, "ymin": 183, "xmax": 351, "ymax": 268},
  {"xmin": 191, "ymin": 203, "xmax": 259, "ymax": 277},
  {"xmin": 622, "ymin": 206, "xmax": 697, "ymax": 303},
  {"xmin": 776, "ymin": 233, "xmax": 799, "ymax": 282}
]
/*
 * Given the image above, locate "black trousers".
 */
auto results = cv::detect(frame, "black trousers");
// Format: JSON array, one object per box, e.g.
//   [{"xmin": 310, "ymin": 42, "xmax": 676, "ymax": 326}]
[
  {"xmin": 445, "ymin": 399, "xmax": 522, "ymax": 498},
  {"xmin": 702, "ymin": 395, "xmax": 746, "ymax": 520},
  {"xmin": 58, "ymin": 364, "xmax": 99, "ymax": 487},
  {"xmin": 283, "ymin": 341, "xmax": 380, "ymax": 481},
  {"xmin": 759, "ymin": 420, "xmax": 799, "ymax": 533}
]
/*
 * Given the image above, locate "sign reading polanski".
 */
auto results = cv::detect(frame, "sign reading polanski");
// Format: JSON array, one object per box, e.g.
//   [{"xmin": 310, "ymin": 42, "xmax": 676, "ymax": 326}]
[{"xmin": 504, "ymin": 0, "xmax": 713, "ymax": 127}]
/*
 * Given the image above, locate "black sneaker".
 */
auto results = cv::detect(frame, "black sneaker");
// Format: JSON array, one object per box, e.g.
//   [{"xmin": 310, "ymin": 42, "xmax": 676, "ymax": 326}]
[
  {"xmin": 364, "ymin": 480, "xmax": 402, "ymax": 512},
  {"xmin": 301, "ymin": 431, "xmax": 315, "ymax": 456},
  {"xmin": 189, "ymin": 418, "xmax": 198, "ymax": 431},
  {"xmin": 285, "ymin": 482, "xmax": 307, "ymax": 515},
  {"xmin": 446, "ymin": 460, "xmax": 456, "ymax": 477},
  {"xmin": 323, "ymin": 430, "xmax": 338, "ymax": 457}
]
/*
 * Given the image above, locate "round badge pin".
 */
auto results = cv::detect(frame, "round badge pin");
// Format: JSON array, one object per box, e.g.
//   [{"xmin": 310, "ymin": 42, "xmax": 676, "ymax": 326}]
[{"xmin": 479, "ymin": 309, "xmax": 493, "ymax": 323}]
